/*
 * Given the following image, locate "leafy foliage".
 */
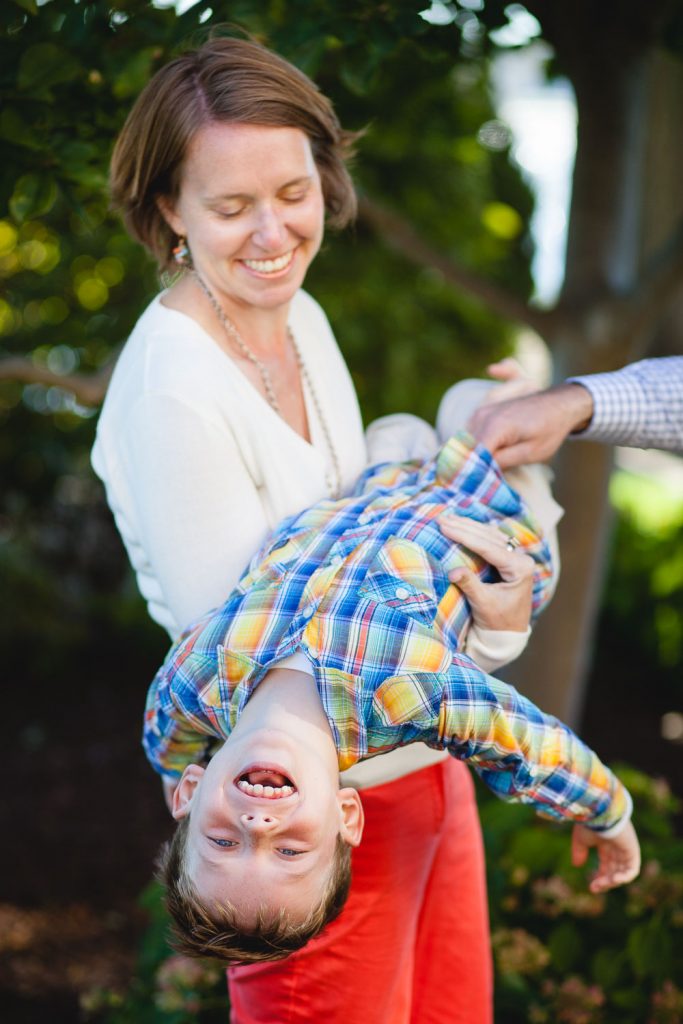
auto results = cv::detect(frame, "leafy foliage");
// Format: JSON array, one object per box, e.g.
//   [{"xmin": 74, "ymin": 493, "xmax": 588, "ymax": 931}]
[{"xmin": 481, "ymin": 766, "xmax": 683, "ymax": 1024}]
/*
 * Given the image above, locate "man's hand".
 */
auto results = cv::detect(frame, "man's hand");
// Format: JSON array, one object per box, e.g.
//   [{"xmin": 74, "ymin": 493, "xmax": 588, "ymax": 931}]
[
  {"xmin": 468, "ymin": 383, "xmax": 595, "ymax": 470},
  {"xmin": 571, "ymin": 820, "xmax": 641, "ymax": 893},
  {"xmin": 439, "ymin": 513, "xmax": 535, "ymax": 632}
]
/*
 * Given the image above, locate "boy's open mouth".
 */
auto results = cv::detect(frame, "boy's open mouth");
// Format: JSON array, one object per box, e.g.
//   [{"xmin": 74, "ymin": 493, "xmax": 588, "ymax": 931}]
[{"xmin": 235, "ymin": 767, "xmax": 297, "ymax": 800}]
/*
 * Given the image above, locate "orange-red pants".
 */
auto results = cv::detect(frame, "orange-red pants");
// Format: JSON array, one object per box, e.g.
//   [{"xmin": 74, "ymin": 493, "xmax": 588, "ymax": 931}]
[{"xmin": 228, "ymin": 758, "xmax": 492, "ymax": 1024}]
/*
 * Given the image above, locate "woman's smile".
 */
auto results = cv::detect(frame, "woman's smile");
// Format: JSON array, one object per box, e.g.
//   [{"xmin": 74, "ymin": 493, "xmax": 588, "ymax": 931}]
[{"xmin": 240, "ymin": 248, "xmax": 297, "ymax": 278}]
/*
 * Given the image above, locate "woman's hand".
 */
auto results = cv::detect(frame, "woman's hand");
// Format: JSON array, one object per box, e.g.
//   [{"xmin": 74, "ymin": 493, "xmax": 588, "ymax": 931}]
[
  {"xmin": 438, "ymin": 513, "xmax": 535, "ymax": 632},
  {"xmin": 482, "ymin": 358, "xmax": 542, "ymax": 404},
  {"xmin": 571, "ymin": 820, "xmax": 641, "ymax": 893}
]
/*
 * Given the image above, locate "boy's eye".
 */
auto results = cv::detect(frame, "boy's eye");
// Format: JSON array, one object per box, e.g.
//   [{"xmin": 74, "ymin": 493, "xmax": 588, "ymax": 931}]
[
  {"xmin": 210, "ymin": 838, "xmax": 238, "ymax": 848},
  {"xmin": 278, "ymin": 848, "xmax": 303, "ymax": 857}
]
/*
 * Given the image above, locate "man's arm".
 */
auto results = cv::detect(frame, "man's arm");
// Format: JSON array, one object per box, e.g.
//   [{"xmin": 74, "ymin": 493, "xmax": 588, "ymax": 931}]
[{"xmin": 469, "ymin": 357, "xmax": 683, "ymax": 469}]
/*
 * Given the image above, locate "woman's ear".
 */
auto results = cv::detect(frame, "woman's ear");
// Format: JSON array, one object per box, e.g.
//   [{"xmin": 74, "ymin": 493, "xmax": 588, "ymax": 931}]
[
  {"xmin": 156, "ymin": 195, "xmax": 185, "ymax": 237},
  {"xmin": 337, "ymin": 787, "xmax": 365, "ymax": 847},
  {"xmin": 171, "ymin": 764, "xmax": 205, "ymax": 820}
]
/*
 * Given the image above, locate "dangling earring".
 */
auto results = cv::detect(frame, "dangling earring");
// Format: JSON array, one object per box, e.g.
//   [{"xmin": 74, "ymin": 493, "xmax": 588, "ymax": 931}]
[{"xmin": 172, "ymin": 235, "xmax": 190, "ymax": 267}]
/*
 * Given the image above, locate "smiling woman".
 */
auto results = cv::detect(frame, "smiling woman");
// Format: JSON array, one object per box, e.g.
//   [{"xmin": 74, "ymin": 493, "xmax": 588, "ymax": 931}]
[{"xmin": 92, "ymin": 35, "xmax": 500, "ymax": 1024}]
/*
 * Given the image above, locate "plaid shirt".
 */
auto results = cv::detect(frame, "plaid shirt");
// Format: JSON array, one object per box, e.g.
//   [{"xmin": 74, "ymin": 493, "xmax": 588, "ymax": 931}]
[
  {"xmin": 144, "ymin": 434, "xmax": 627, "ymax": 832},
  {"xmin": 570, "ymin": 357, "xmax": 683, "ymax": 451}
]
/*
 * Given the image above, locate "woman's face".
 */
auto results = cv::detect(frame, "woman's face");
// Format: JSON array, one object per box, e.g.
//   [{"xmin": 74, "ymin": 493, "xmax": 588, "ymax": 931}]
[{"xmin": 161, "ymin": 122, "xmax": 326, "ymax": 315}]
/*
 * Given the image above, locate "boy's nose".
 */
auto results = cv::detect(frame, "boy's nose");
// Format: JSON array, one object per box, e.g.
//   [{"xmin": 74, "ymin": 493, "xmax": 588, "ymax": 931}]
[{"xmin": 240, "ymin": 812, "xmax": 278, "ymax": 833}]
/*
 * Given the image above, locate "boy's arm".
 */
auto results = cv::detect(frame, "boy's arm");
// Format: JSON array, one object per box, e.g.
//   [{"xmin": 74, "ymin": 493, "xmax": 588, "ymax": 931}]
[
  {"xmin": 429, "ymin": 656, "xmax": 640, "ymax": 888},
  {"xmin": 143, "ymin": 650, "xmax": 223, "ymax": 780},
  {"xmin": 402, "ymin": 653, "xmax": 631, "ymax": 833}
]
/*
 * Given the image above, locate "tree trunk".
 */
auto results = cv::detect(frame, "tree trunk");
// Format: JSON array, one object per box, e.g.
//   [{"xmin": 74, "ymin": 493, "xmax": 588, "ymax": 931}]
[{"xmin": 506, "ymin": 12, "xmax": 665, "ymax": 722}]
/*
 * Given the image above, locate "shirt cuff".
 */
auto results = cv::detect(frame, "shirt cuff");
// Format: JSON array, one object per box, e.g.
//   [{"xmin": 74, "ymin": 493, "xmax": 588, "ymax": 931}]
[
  {"xmin": 585, "ymin": 787, "xmax": 633, "ymax": 838},
  {"xmin": 464, "ymin": 625, "xmax": 531, "ymax": 674},
  {"xmin": 566, "ymin": 372, "xmax": 644, "ymax": 446}
]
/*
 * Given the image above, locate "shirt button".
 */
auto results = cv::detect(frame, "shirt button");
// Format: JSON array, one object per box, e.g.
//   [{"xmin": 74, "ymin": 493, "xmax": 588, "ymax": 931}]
[
  {"xmin": 394, "ymin": 586, "xmax": 410, "ymax": 600},
  {"xmin": 302, "ymin": 603, "xmax": 316, "ymax": 620},
  {"xmin": 330, "ymin": 554, "xmax": 343, "ymax": 567}
]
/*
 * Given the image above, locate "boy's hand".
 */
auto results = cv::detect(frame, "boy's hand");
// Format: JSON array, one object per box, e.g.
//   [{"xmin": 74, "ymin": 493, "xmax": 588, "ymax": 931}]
[
  {"xmin": 439, "ymin": 513, "xmax": 535, "ymax": 632},
  {"xmin": 571, "ymin": 820, "xmax": 641, "ymax": 893}
]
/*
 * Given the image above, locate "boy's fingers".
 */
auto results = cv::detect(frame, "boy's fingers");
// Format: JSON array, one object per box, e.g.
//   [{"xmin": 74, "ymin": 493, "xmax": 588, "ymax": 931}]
[{"xmin": 571, "ymin": 826, "xmax": 590, "ymax": 867}]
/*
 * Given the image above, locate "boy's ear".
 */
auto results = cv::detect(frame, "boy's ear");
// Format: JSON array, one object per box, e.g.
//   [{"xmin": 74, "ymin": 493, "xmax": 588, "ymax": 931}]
[
  {"xmin": 337, "ymin": 787, "xmax": 365, "ymax": 847},
  {"xmin": 171, "ymin": 764, "xmax": 205, "ymax": 821}
]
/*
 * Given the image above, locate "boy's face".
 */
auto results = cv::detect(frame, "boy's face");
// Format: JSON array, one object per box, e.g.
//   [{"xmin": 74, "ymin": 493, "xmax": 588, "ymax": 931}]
[{"xmin": 172, "ymin": 727, "xmax": 364, "ymax": 925}]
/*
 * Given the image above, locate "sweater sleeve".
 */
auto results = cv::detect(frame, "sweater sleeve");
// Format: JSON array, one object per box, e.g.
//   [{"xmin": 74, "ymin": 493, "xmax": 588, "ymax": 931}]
[{"xmin": 119, "ymin": 393, "xmax": 271, "ymax": 634}]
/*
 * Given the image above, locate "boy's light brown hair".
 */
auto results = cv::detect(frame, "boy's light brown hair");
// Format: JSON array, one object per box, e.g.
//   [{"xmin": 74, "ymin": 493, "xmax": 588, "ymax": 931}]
[
  {"xmin": 157, "ymin": 816, "xmax": 353, "ymax": 964},
  {"xmin": 110, "ymin": 35, "xmax": 358, "ymax": 269}
]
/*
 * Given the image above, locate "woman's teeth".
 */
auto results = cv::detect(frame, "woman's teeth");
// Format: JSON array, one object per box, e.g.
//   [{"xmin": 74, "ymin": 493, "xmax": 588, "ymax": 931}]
[
  {"xmin": 243, "ymin": 251, "xmax": 293, "ymax": 274},
  {"xmin": 237, "ymin": 779, "xmax": 294, "ymax": 799}
]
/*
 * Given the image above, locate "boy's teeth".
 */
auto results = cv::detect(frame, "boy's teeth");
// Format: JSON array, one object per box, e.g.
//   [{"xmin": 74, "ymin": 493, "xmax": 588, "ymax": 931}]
[
  {"xmin": 237, "ymin": 779, "xmax": 295, "ymax": 799},
  {"xmin": 243, "ymin": 251, "xmax": 293, "ymax": 274}
]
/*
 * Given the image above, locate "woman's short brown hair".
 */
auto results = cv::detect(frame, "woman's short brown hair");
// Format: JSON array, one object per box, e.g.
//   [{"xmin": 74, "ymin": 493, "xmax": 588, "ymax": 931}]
[{"xmin": 110, "ymin": 36, "xmax": 358, "ymax": 268}]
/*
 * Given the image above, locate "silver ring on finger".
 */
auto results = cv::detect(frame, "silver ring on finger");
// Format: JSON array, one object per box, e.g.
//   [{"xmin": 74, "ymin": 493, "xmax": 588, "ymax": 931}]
[{"xmin": 505, "ymin": 537, "xmax": 521, "ymax": 553}]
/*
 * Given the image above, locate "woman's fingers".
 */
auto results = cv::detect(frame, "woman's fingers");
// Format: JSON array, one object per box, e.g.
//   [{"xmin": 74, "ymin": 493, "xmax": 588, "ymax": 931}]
[
  {"xmin": 484, "ymin": 359, "xmax": 540, "ymax": 403},
  {"xmin": 486, "ymin": 358, "xmax": 526, "ymax": 382},
  {"xmin": 440, "ymin": 513, "xmax": 534, "ymax": 632},
  {"xmin": 439, "ymin": 513, "xmax": 534, "ymax": 583}
]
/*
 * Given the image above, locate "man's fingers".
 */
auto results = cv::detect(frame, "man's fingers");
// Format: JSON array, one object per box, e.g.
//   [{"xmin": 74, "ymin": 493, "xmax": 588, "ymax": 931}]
[{"xmin": 492, "ymin": 441, "xmax": 543, "ymax": 470}]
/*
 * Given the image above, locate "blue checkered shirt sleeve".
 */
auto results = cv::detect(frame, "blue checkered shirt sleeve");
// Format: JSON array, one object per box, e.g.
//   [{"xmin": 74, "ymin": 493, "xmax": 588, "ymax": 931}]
[{"xmin": 568, "ymin": 357, "xmax": 683, "ymax": 451}]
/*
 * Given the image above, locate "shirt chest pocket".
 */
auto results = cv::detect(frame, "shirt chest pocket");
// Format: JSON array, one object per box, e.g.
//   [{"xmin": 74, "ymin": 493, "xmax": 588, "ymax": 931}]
[{"xmin": 357, "ymin": 537, "xmax": 449, "ymax": 626}]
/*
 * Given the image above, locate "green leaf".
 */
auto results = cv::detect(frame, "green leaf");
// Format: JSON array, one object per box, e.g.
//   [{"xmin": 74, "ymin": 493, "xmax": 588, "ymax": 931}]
[
  {"xmin": 18, "ymin": 43, "xmax": 81, "ymax": 100},
  {"xmin": 548, "ymin": 920, "xmax": 582, "ymax": 972},
  {"xmin": 0, "ymin": 107, "xmax": 42, "ymax": 150},
  {"xmin": 627, "ymin": 917, "xmax": 673, "ymax": 980},
  {"xmin": 9, "ymin": 173, "xmax": 58, "ymax": 222},
  {"xmin": 593, "ymin": 947, "xmax": 628, "ymax": 990},
  {"xmin": 112, "ymin": 48, "xmax": 160, "ymax": 100}
]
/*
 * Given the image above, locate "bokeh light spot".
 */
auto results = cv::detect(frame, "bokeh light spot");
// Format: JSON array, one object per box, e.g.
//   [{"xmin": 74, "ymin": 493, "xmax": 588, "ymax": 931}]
[
  {"xmin": 46, "ymin": 345, "xmax": 79, "ymax": 375},
  {"xmin": 40, "ymin": 296, "xmax": 70, "ymax": 325},
  {"xmin": 96, "ymin": 257, "xmax": 124, "ymax": 286},
  {"xmin": 482, "ymin": 202, "xmax": 523, "ymax": 239},
  {"xmin": 76, "ymin": 277, "xmax": 109, "ymax": 310},
  {"xmin": 0, "ymin": 221, "xmax": 18, "ymax": 256},
  {"xmin": 0, "ymin": 298, "xmax": 20, "ymax": 335}
]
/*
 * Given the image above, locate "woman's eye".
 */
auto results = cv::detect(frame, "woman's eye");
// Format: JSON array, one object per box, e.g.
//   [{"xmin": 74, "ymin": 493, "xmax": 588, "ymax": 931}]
[
  {"xmin": 210, "ymin": 838, "xmax": 238, "ymax": 847},
  {"xmin": 278, "ymin": 848, "xmax": 303, "ymax": 857},
  {"xmin": 282, "ymin": 192, "xmax": 307, "ymax": 204}
]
